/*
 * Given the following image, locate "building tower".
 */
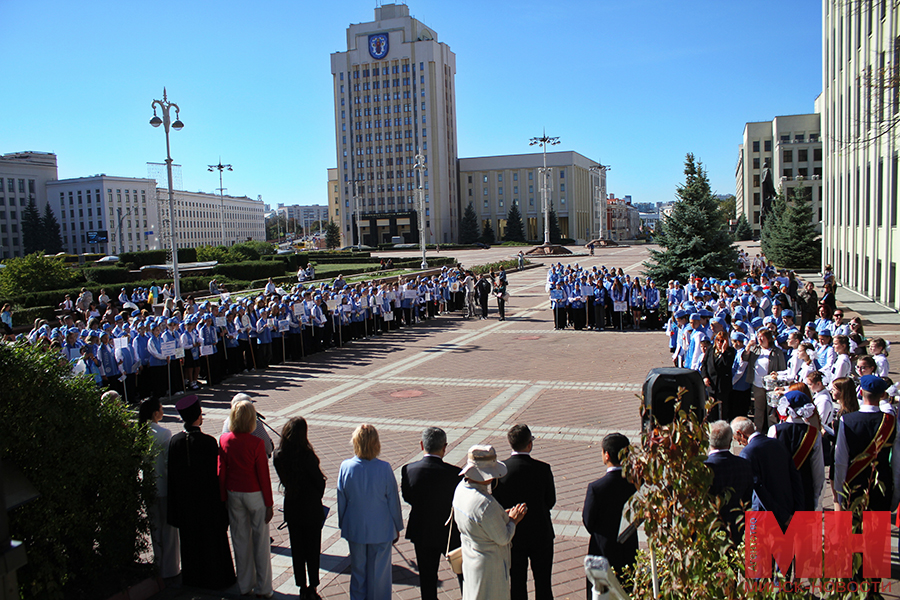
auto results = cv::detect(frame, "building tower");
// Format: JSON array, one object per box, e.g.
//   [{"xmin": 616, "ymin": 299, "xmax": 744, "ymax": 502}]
[{"xmin": 331, "ymin": 3, "xmax": 459, "ymax": 246}]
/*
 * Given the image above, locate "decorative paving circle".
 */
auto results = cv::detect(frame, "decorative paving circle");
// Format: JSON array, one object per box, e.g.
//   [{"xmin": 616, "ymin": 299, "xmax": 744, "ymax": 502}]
[
  {"xmin": 516, "ymin": 336, "xmax": 542, "ymax": 340},
  {"xmin": 390, "ymin": 389, "xmax": 426, "ymax": 399}
]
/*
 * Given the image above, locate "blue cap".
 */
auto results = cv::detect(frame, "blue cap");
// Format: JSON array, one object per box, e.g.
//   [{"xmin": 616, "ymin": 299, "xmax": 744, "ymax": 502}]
[
  {"xmin": 805, "ymin": 321, "xmax": 817, "ymax": 329},
  {"xmin": 763, "ymin": 316, "xmax": 776, "ymax": 325},
  {"xmin": 115, "ymin": 314, "xmax": 124, "ymax": 321},
  {"xmin": 689, "ymin": 313, "xmax": 701, "ymax": 321},
  {"xmin": 783, "ymin": 390, "xmax": 811, "ymax": 408},
  {"xmin": 698, "ymin": 334, "xmax": 711, "ymax": 343},
  {"xmin": 674, "ymin": 310, "xmax": 689, "ymax": 319},
  {"xmin": 818, "ymin": 327, "xmax": 833, "ymax": 337},
  {"xmin": 782, "ymin": 309, "xmax": 794, "ymax": 318},
  {"xmin": 730, "ymin": 332, "xmax": 748, "ymax": 343},
  {"xmin": 860, "ymin": 375, "xmax": 889, "ymax": 395},
  {"xmin": 131, "ymin": 310, "xmax": 140, "ymax": 317}
]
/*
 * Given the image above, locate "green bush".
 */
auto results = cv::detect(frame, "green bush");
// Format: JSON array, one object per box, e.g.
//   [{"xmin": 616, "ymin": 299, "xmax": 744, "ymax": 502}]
[
  {"xmin": 0, "ymin": 343, "xmax": 155, "ymax": 599},
  {"xmin": 116, "ymin": 250, "xmax": 168, "ymax": 268},
  {"xmin": 214, "ymin": 260, "xmax": 285, "ymax": 281},
  {"xmin": 229, "ymin": 240, "xmax": 275, "ymax": 262},
  {"xmin": 11, "ymin": 305, "xmax": 57, "ymax": 328},
  {"xmin": 81, "ymin": 266, "xmax": 135, "ymax": 284},
  {"xmin": 0, "ymin": 253, "xmax": 80, "ymax": 297}
]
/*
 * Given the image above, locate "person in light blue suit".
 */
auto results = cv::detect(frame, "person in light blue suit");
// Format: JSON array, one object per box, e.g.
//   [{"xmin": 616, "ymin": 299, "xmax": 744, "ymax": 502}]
[{"xmin": 338, "ymin": 424, "xmax": 403, "ymax": 600}]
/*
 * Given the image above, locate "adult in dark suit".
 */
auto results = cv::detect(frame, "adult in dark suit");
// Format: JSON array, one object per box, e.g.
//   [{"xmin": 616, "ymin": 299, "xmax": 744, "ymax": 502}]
[
  {"xmin": 494, "ymin": 424, "xmax": 556, "ymax": 600},
  {"xmin": 704, "ymin": 420, "xmax": 752, "ymax": 545},
  {"xmin": 731, "ymin": 416, "xmax": 803, "ymax": 530},
  {"xmin": 475, "ymin": 274, "xmax": 492, "ymax": 320},
  {"xmin": 400, "ymin": 427, "xmax": 463, "ymax": 600},
  {"xmin": 582, "ymin": 433, "xmax": 637, "ymax": 598}
]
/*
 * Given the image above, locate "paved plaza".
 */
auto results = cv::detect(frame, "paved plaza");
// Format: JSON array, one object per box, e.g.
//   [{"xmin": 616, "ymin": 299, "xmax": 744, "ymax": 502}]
[{"xmin": 153, "ymin": 243, "xmax": 900, "ymax": 600}]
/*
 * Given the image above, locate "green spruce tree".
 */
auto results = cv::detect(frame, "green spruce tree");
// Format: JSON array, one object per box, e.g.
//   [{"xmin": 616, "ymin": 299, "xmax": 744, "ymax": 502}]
[
  {"xmin": 760, "ymin": 189, "xmax": 788, "ymax": 265},
  {"xmin": 644, "ymin": 154, "xmax": 738, "ymax": 283},
  {"xmin": 734, "ymin": 213, "xmax": 753, "ymax": 241},
  {"xmin": 324, "ymin": 220, "xmax": 341, "ymax": 249},
  {"xmin": 459, "ymin": 202, "xmax": 480, "ymax": 244},
  {"xmin": 548, "ymin": 202, "xmax": 562, "ymax": 244},
  {"xmin": 771, "ymin": 186, "xmax": 820, "ymax": 269},
  {"xmin": 22, "ymin": 197, "xmax": 43, "ymax": 255},
  {"xmin": 481, "ymin": 219, "xmax": 496, "ymax": 245},
  {"xmin": 503, "ymin": 203, "xmax": 526, "ymax": 242},
  {"xmin": 41, "ymin": 203, "xmax": 64, "ymax": 254}
]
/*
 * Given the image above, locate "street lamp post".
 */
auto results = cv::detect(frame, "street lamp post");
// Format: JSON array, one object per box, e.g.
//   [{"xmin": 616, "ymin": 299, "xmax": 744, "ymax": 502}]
[
  {"xmin": 589, "ymin": 163, "xmax": 612, "ymax": 242},
  {"xmin": 149, "ymin": 88, "xmax": 184, "ymax": 301},
  {"xmin": 353, "ymin": 180, "xmax": 364, "ymax": 250},
  {"xmin": 208, "ymin": 160, "xmax": 233, "ymax": 247},
  {"xmin": 116, "ymin": 206, "xmax": 133, "ymax": 255},
  {"xmin": 414, "ymin": 153, "xmax": 428, "ymax": 269},
  {"xmin": 529, "ymin": 131, "xmax": 560, "ymax": 245}
]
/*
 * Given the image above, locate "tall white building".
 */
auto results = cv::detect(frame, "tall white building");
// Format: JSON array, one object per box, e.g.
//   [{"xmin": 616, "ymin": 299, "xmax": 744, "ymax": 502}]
[
  {"xmin": 331, "ymin": 3, "xmax": 459, "ymax": 246},
  {"xmin": 0, "ymin": 152, "xmax": 58, "ymax": 258},
  {"xmin": 162, "ymin": 188, "xmax": 266, "ymax": 249},
  {"xmin": 735, "ymin": 114, "xmax": 823, "ymax": 236},
  {"xmin": 822, "ymin": 1, "xmax": 900, "ymax": 308},
  {"xmin": 276, "ymin": 204, "xmax": 329, "ymax": 231},
  {"xmin": 458, "ymin": 151, "xmax": 604, "ymax": 243}
]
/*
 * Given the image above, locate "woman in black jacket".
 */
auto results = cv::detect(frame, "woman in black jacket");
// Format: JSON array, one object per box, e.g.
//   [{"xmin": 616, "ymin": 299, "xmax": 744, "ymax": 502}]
[
  {"xmin": 701, "ymin": 331, "xmax": 736, "ymax": 421},
  {"xmin": 273, "ymin": 417, "xmax": 327, "ymax": 599}
]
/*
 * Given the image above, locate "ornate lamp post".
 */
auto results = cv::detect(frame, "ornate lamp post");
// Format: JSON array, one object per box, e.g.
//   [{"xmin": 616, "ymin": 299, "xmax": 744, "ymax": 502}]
[
  {"xmin": 589, "ymin": 163, "xmax": 612, "ymax": 241},
  {"xmin": 208, "ymin": 160, "xmax": 233, "ymax": 246},
  {"xmin": 353, "ymin": 180, "xmax": 364, "ymax": 249},
  {"xmin": 149, "ymin": 88, "xmax": 184, "ymax": 300},
  {"xmin": 414, "ymin": 153, "xmax": 428, "ymax": 269},
  {"xmin": 529, "ymin": 131, "xmax": 560, "ymax": 245}
]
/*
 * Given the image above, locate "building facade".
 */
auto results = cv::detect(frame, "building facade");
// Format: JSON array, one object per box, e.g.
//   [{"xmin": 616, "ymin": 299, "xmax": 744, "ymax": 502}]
[
  {"xmin": 276, "ymin": 203, "xmax": 329, "ymax": 232},
  {"xmin": 458, "ymin": 151, "xmax": 604, "ymax": 244},
  {"xmin": 331, "ymin": 3, "xmax": 459, "ymax": 246},
  {"xmin": 822, "ymin": 1, "xmax": 900, "ymax": 309},
  {"xmin": 327, "ymin": 167, "xmax": 340, "ymax": 224},
  {"xmin": 161, "ymin": 188, "xmax": 265, "ymax": 249},
  {"xmin": 0, "ymin": 152, "xmax": 58, "ymax": 259},
  {"xmin": 736, "ymin": 114, "xmax": 823, "ymax": 235}
]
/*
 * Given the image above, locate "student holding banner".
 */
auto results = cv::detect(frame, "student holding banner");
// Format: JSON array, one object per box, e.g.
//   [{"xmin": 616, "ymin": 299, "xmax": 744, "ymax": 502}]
[
  {"xmin": 549, "ymin": 283, "xmax": 567, "ymax": 330},
  {"xmin": 610, "ymin": 278, "xmax": 627, "ymax": 331},
  {"xmin": 162, "ymin": 318, "xmax": 184, "ymax": 395},
  {"xmin": 256, "ymin": 308, "xmax": 273, "ymax": 369}
]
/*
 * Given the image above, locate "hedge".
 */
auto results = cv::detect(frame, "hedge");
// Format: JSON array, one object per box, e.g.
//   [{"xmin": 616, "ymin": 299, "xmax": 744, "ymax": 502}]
[
  {"xmin": 81, "ymin": 266, "xmax": 137, "ymax": 284},
  {"xmin": 12, "ymin": 305, "xmax": 57, "ymax": 328},
  {"xmin": 117, "ymin": 248, "xmax": 197, "ymax": 269},
  {"xmin": 214, "ymin": 260, "xmax": 286, "ymax": 281}
]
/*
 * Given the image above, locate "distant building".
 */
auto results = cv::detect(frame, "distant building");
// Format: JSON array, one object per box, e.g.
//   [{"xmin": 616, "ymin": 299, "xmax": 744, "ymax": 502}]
[
  {"xmin": 327, "ymin": 167, "xmax": 339, "ymax": 225},
  {"xmin": 736, "ymin": 114, "xmax": 823, "ymax": 235},
  {"xmin": 458, "ymin": 151, "xmax": 604, "ymax": 243},
  {"xmin": 606, "ymin": 194, "xmax": 641, "ymax": 240},
  {"xmin": 276, "ymin": 203, "xmax": 329, "ymax": 232},
  {"xmin": 0, "ymin": 151, "xmax": 58, "ymax": 258},
  {"xmin": 331, "ymin": 3, "xmax": 459, "ymax": 247}
]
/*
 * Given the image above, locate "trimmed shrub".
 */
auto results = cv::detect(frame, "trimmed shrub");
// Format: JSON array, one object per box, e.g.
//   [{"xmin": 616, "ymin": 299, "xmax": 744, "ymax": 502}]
[
  {"xmin": 116, "ymin": 250, "xmax": 168, "ymax": 268},
  {"xmin": 81, "ymin": 266, "xmax": 135, "ymax": 284},
  {"xmin": 214, "ymin": 260, "xmax": 285, "ymax": 281},
  {"xmin": 11, "ymin": 305, "xmax": 57, "ymax": 328},
  {"xmin": 0, "ymin": 253, "xmax": 80, "ymax": 298},
  {"xmin": 0, "ymin": 343, "xmax": 156, "ymax": 599}
]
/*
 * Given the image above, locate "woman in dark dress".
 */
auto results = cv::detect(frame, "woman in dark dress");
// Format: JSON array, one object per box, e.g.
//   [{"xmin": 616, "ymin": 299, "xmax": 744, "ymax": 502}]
[
  {"xmin": 273, "ymin": 417, "xmax": 327, "ymax": 599},
  {"xmin": 701, "ymin": 331, "xmax": 736, "ymax": 421}
]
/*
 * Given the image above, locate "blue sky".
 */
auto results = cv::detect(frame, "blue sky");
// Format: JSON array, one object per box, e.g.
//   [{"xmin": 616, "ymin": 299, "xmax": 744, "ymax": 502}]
[{"xmin": 4, "ymin": 0, "xmax": 821, "ymax": 208}]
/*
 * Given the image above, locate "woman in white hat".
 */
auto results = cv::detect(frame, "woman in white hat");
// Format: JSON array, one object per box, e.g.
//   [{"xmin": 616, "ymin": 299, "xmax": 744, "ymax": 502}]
[{"xmin": 452, "ymin": 445, "xmax": 527, "ymax": 600}]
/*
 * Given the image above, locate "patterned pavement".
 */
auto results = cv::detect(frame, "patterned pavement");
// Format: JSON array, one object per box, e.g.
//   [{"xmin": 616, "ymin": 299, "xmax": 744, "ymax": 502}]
[{"xmin": 152, "ymin": 242, "xmax": 900, "ymax": 600}]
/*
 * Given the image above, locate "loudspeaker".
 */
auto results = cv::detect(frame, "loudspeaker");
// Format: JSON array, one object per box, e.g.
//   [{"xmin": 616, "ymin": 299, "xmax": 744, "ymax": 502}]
[{"xmin": 641, "ymin": 367, "xmax": 707, "ymax": 430}]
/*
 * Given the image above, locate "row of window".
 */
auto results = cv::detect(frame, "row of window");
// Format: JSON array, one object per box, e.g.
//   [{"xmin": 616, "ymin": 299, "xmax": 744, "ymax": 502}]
[
  {"xmin": 0, "ymin": 178, "xmax": 35, "ymax": 194},
  {"xmin": 468, "ymin": 170, "xmax": 565, "ymax": 183},
  {"xmin": 0, "ymin": 196, "xmax": 31, "ymax": 207},
  {"xmin": 750, "ymin": 134, "xmax": 820, "ymax": 152},
  {"xmin": 479, "ymin": 197, "xmax": 566, "ymax": 210},
  {"xmin": 340, "ymin": 62, "xmax": 422, "ymax": 80},
  {"xmin": 471, "ymin": 184, "xmax": 564, "ymax": 196}
]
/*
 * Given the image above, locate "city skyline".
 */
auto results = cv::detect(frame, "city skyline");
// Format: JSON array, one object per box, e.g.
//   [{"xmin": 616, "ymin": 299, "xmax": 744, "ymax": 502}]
[{"xmin": 4, "ymin": 0, "xmax": 821, "ymax": 209}]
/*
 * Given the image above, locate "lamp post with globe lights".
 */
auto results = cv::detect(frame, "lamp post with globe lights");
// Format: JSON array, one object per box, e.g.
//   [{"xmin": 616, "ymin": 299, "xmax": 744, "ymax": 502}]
[
  {"xmin": 589, "ymin": 163, "xmax": 612, "ymax": 242},
  {"xmin": 149, "ymin": 88, "xmax": 184, "ymax": 301},
  {"xmin": 414, "ymin": 153, "xmax": 428, "ymax": 268},
  {"xmin": 529, "ymin": 131, "xmax": 560, "ymax": 245},
  {"xmin": 208, "ymin": 160, "xmax": 233, "ymax": 247}
]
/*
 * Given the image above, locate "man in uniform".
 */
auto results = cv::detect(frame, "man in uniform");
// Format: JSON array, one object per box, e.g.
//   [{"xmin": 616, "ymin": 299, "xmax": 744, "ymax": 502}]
[{"xmin": 167, "ymin": 395, "xmax": 236, "ymax": 590}]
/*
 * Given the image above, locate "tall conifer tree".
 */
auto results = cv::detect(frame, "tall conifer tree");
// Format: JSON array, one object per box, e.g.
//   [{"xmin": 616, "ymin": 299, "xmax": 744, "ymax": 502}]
[
  {"xmin": 503, "ymin": 203, "xmax": 526, "ymax": 242},
  {"xmin": 41, "ymin": 204, "xmax": 64, "ymax": 254},
  {"xmin": 459, "ymin": 202, "xmax": 480, "ymax": 244},
  {"xmin": 22, "ymin": 197, "xmax": 43, "ymax": 255}
]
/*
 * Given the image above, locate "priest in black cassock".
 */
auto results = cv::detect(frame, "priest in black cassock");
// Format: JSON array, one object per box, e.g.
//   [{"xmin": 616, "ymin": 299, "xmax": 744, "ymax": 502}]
[{"xmin": 167, "ymin": 395, "xmax": 236, "ymax": 590}]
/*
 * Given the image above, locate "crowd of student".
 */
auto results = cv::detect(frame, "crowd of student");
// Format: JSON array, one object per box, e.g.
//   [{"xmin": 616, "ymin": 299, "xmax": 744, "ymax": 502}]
[{"xmin": 13, "ymin": 265, "xmax": 518, "ymax": 403}]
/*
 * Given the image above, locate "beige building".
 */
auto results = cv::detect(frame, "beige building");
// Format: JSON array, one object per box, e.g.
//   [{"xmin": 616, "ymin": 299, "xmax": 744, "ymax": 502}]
[
  {"xmin": 0, "ymin": 151, "xmax": 58, "ymax": 259},
  {"xmin": 330, "ymin": 3, "xmax": 459, "ymax": 246},
  {"xmin": 327, "ymin": 167, "xmax": 339, "ymax": 224},
  {"xmin": 735, "ymin": 114, "xmax": 823, "ymax": 235},
  {"xmin": 822, "ymin": 1, "xmax": 900, "ymax": 308},
  {"xmin": 458, "ymin": 151, "xmax": 604, "ymax": 243}
]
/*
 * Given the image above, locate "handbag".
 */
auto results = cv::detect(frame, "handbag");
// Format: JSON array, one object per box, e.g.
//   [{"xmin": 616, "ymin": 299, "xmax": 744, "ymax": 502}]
[{"xmin": 445, "ymin": 509, "xmax": 463, "ymax": 575}]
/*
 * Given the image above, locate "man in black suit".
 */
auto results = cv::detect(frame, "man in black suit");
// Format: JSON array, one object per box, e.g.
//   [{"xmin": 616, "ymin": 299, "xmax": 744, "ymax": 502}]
[
  {"xmin": 583, "ymin": 433, "xmax": 637, "ymax": 597},
  {"xmin": 493, "ymin": 424, "xmax": 556, "ymax": 600},
  {"xmin": 704, "ymin": 420, "xmax": 753, "ymax": 544},
  {"xmin": 400, "ymin": 427, "xmax": 462, "ymax": 600},
  {"xmin": 731, "ymin": 416, "xmax": 803, "ymax": 530}
]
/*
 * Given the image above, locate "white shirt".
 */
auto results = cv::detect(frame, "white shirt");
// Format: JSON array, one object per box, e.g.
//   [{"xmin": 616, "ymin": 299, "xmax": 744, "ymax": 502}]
[
  {"xmin": 874, "ymin": 354, "xmax": 890, "ymax": 377},
  {"xmin": 753, "ymin": 349, "xmax": 771, "ymax": 388},
  {"xmin": 832, "ymin": 404, "xmax": 900, "ymax": 510}
]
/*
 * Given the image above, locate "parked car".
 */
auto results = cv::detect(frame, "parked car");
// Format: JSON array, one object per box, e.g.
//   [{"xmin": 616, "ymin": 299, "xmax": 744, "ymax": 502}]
[{"xmin": 95, "ymin": 255, "xmax": 120, "ymax": 263}]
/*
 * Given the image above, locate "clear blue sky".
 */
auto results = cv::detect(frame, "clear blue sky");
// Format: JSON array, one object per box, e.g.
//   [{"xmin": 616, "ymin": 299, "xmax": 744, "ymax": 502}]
[{"xmin": 4, "ymin": 0, "xmax": 821, "ymax": 208}]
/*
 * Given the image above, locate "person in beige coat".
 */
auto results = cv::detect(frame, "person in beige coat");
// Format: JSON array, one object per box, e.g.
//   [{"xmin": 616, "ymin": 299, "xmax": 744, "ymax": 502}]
[{"xmin": 452, "ymin": 445, "xmax": 527, "ymax": 600}]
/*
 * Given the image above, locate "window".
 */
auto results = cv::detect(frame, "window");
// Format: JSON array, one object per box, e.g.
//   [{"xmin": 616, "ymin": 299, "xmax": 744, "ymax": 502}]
[
  {"xmin": 753, "ymin": 192, "xmax": 760, "ymax": 205},
  {"xmin": 560, "ymin": 170, "xmax": 565, "ymax": 179},
  {"xmin": 764, "ymin": 140, "xmax": 772, "ymax": 152},
  {"xmin": 753, "ymin": 175, "xmax": 760, "ymax": 187},
  {"xmin": 529, "ymin": 172, "xmax": 533, "ymax": 180},
  {"xmin": 783, "ymin": 150, "xmax": 793, "ymax": 163},
  {"xmin": 560, "ymin": 183, "xmax": 565, "ymax": 192},
  {"xmin": 794, "ymin": 134, "xmax": 804, "ymax": 142},
  {"xmin": 498, "ymin": 174, "xmax": 503, "ymax": 182},
  {"xmin": 529, "ymin": 198, "xmax": 534, "ymax": 206},
  {"xmin": 753, "ymin": 158, "xmax": 760, "ymax": 169},
  {"xmin": 18, "ymin": 179, "xmax": 24, "ymax": 193},
  {"xmin": 483, "ymin": 187, "xmax": 488, "ymax": 196},
  {"xmin": 798, "ymin": 149, "xmax": 808, "ymax": 162},
  {"xmin": 814, "ymin": 148, "xmax": 822, "ymax": 161},
  {"xmin": 783, "ymin": 168, "xmax": 793, "ymax": 178},
  {"xmin": 752, "ymin": 141, "xmax": 760, "ymax": 152},
  {"xmin": 780, "ymin": 135, "xmax": 790, "ymax": 142},
  {"xmin": 498, "ymin": 187, "xmax": 503, "ymax": 195},
  {"xmin": 483, "ymin": 175, "xmax": 488, "ymax": 183}
]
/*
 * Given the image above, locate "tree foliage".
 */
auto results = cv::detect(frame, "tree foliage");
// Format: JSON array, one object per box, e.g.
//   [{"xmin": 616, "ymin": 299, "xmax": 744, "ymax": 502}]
[
  {"xmin": 503, "ymin": 203, "xmax": 526, "ymax": 242},
  {"xmin": 481, "ymin": 219, "xmax": 496, "ymax": 245},
  {"xmin": 22, "ymin": 198, "xmax": 43, "ymax": 255},
  {"xmin": 325, "ymin": 220, "xmax": 341, "ymax": 249},
  {"xmin": 41, "ymin": 204, "xmax": 64, "ymax": 254},
  {"xmin": 734, "ymin": 213, "xmax": 753, "ymax": 241},
  {"xmin": 0, "ymin": 252, "xmax": 78, "ymax": 297},
  {"xmin": 716, "ymin": 194, "xmax": 736, "ymax": 228},
  {"xmin": 644, "ymin": 154, "xmax": 738, "ymax": 282},
  {"xmin": 548, "ymin": 202, "xmax": 562, "ymax": 244},
  {"xmin": 760, "ymin": 188, "xmax": 789, "ymax": 265},
  {"xmin": 459, "ymin": 202, "xmax": 480, "ymax": 244},
  {"xmin": 762, "ymin": 186, "xmax": 820, "ymax": 270},
  {"xmin": 0, "ymin": 342, "xmax": 155, "ymax": 599}
]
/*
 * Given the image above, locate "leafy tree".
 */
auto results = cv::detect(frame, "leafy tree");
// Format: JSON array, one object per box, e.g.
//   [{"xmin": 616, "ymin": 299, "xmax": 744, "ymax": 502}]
[
  {"xmin": 767, "ymin": 186, "xmax": 820, "ymax": 269},
  {"xmin": 548, "ymin": 202, "xmax": 562, "ymax": 244},
  {"xmin": 459, "ymin": 202, "xmax": 480, "ymax": 244},
  {"xmin": 734, "ymin": 213, "xmax": 753, "ymax": 241},
  {"xmin": 481, "ymin": 219, "xmax": 496, "ymax": 245},
  {"xmin": 325, "ymin": 220, "xmax": 341, "ymax": 249},
  {"xmin": 716, "ymin": 194, "xmax": 736, "ymax": 228},
  {"xmin": 503, "ymin": 203, "xmax": 526, "ymax": 242},
  {"xmin": 22, "ymin": 197, "xmax": 43, "ymax": 255},
  {"xmin": 0, "ymin": 252, "xmax": 78, "ymax": 297},
  {"xmin": 760, "ymin": 189, "xmax": 788, "ymax": 265},
  {"xmin": 644, "ymin": 154, "xmax": 738, "ymax": 282},
  {"xmin": 41, "ymin": 203, "xmax": 64, "ymax": 254},
  {"xmin": 0, "ymin": 342, "xmax": 155, "ymax": 599}
]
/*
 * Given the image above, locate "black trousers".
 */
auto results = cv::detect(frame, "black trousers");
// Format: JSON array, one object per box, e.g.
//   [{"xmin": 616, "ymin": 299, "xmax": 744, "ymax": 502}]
[
  {"xmin": 287, "ymin": 520, "xmax": 321, "ymax": 590},
  {"xmin": 479, "ymin": 295, "xmax": 489, "ymax": 318},
  {"xmin": 413, "ymin": 541, "xmax": 463, "ymax": 600},
  {"xmin": 510, "ymin": 541, "xmax": 553, "ymax": 600}
]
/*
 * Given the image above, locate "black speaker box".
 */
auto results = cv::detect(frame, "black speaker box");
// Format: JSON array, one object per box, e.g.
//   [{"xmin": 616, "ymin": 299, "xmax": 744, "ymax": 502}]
[{"xmin": 641, "ymin": 367, "xmax": 707, "ymax": 429}]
